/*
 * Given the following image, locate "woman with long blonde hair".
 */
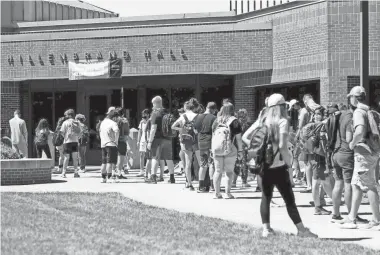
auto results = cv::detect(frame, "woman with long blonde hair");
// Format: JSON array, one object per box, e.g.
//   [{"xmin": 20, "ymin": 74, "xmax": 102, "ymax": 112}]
[
  {"xmin": 211, "ymin": 103, "xmax": 244, "ymax": 199},
  {"xmin": 253, "ymin": 94, "xmax": 317, "ymax": 238}
]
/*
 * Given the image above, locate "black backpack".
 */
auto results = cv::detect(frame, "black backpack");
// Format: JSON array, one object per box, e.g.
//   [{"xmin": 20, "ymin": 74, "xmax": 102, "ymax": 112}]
[
  {"xmin": 53, "ymin": 117, "xmax": 65, "ymax": 147},
  {"xmin": 325, "ymin": 112, "xmax": 342, "ymax": 153},
  {"xmin": 162, "ymin": 113, "xmax": 178, "ymax": 138}
]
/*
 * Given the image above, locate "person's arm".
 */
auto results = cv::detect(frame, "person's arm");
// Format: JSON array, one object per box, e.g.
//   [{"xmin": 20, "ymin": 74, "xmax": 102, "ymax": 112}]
[
  {"xmin": 112, "ymin": 123, "xmax": 120, "ymax": 143},
  {"xmin": 147, "ymin": 112, "xmax": 158, "ymax": 150},
  {"xmin": 295, "ymin": 109, "xmax": 307, "ymax": 139},
  {"xmin": 137, "ymin": 122, "xmax": 142, "ymax": 144},
  {"xmin": 345, "ymin": 119, "xmax": 353, "ymax": 143},
  {"xmin": 349, "ymin": 111, "xmax": 365, "ymax": 150},
  {"xmin": 235, "ymin": 133, "xmax": 243, "ymax": 152},
  {"xmin": 242, "ymin": 120, "xmax": 260, "ymax": 147},
  {"xmin": 21, "ymin": 121, "xmax": 28, "ymax": 144},
  {"xmin": 171, "ymin": 117, "xmax": 183, "ymax": 132},
  {"xmin": 279, "ymin": 120, "xmax": 292, "ymax": 167}
]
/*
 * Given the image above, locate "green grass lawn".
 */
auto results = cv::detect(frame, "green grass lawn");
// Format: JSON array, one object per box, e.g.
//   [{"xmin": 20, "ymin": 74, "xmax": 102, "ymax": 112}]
[{"xmin": 1, "ymin": 192, "xmax": 376, "ymax": 255}]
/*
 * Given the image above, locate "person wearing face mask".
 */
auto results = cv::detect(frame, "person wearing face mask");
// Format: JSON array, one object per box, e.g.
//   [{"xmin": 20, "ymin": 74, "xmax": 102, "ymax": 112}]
[{"xmin": 339, "ymin": 86, "xmax": 380, "ymax": 230}]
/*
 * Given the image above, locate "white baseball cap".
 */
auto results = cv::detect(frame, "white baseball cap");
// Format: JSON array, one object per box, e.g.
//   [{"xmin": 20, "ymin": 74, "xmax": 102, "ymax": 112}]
[
  {"xmin": 267, "ymin": 94, "xmax": 286, "ymax": 107},
  {"xmin": 106, "ymin": 106, "xmax": 116, "ymax": 114},
  {"xmin": 347, "ymin": 86, "xmax": 366, "ymax": 98}
]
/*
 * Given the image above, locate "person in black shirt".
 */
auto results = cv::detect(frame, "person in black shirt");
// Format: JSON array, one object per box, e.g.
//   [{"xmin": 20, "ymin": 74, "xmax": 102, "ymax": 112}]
[{"xmin": 194, "ymin": 102, "xmax": 217, "ymax": 192}]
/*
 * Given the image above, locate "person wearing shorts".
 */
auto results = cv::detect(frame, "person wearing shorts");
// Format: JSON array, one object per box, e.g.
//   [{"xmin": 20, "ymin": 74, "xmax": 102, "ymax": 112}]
[
  {"xmin": 194, "ymin": 102, "xmax": 217, "ymax": 192},
  {"xmin": 60, "ymin": 109, "xmax": 80, "ymax": 178},
  {"xmin": 99, "ymin": 107, "xmax": 119, "ymax": 183},
  {"xmin": 341, "ymin": 86, "xmax": 380, "ymax": 230},
  {"xmin": 146, "ymin": 96, "xmax": 175, "ymax": 184},
  {"xmin": 172, "ymin": 100, "xmax": 200, "ymax": 190},
  {"xmin": 330, "ymin": 110, "xmax": 357, "ymax": 223},
  {"xmin": 114, "ymin": 107, "xmax": 129, "ymax": 180}
]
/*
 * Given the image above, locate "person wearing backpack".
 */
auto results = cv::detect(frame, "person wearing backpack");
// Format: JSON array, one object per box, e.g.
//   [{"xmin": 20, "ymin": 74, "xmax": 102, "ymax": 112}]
[
  {"xmin": 339, "ymin": 86, "xmax": 380, "ymax": 230},
  {"xmin": 34, "ymin": 118, "xmax": 52, "ymax": 159},
  {"xmin": 146, "ymin": 96, "xmax": 176, "ymax": 184},
  {"xmin": 171, "ymin": 100, "xmax": 200, "ymax": 190},
  {"xmin": 250, "ymin": 94, "xmax": 317, "ymax": 238},
  {"xmin": 113, "ymin": 107, "xmax": 130, "ymax": 180},
  {"xmin": 53, "ymin": 115, "xmax": 68, "ymax": 174},
  {"xmin": 75, "ymin": 114, "xmax": 89, "ymax": 173},
  {"xmin": 211, "ymin": 102, "xmax": 243, "ymax": 199},
  {"xmin": 60, "ymin": 109, "xmax": 81, "ymax": 178}
]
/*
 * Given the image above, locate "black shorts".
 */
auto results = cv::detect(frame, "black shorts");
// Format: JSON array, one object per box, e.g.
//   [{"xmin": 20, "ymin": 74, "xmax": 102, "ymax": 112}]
[
  {"xmin": 63, "ymin": 142, "xmax": 78, "ymax": 154},
  {"xmin": 118, "ymin": 141, "xmax": 127, "ymax": 156},
  {"xmin": 310, "ymin": 154, "xmax": 328, "ymax": 180},
  {"xmin": 101, "ymin": 146, "xmax": 118, "ymax": 164},
  {"xmin": 151, "ymin": 138, "xmax": 173, "ymax": 160}
]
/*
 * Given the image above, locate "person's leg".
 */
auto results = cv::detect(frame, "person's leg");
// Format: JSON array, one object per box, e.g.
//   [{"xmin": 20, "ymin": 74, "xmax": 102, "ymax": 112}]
[
  {"xmin": 149, "ymin": 140, "xmax": 162, "ymax": 183},
  {"xmin": 332, "ymin": 179, "xmax": 344, "ymax": 217},
  {"xmin": 43, "ymin": 144, "xmax": 52, "ymax": 159},
  {"xmin": 179, "ymin": 150, "xmax": 185, "ymax": 174},
  {"xmin": 72, "ymin": 152, "xmax": 79, "ymax": 174},
  {"xmin": 209, "ymin": 155, "xmax": 215, "ymax": 191},
  {"xmin": 321, "ymin": 177, "xmax": 333, "ymax": 199},
  {"xmin": 225, "ymin": 155, "xmax": 237, "ymax": 197},
  {"xmin": 274, "ymin": 166, "xmax": 302, "ymax": 225},
  {"xmin": 198, "ymin": 151, "xmax": 209, "ymax": 191},
  {"xmin": 367, "ymin": 187, "xmax": 380, "ymax": 222},
  {"xmin": 348, "ymin": 184, "xmax": 363, "ymax": 221},
  {"xmin": 58, "ymin": 146, "xmax": 64, "ymax": 171},
  {"xmin": 260, "ymin": 170, "xmax": 275, "ymax": 232},
  {"xmin": 167, "ymin": 160, "xmax": 175, "ymax": 183},
  {"xmin": 36, "ymin": 145, "xmax": 43, "ymax": 158},
  {"xmin": 159, "ymin": 160, "xmax": 165, "ymax": 180},
  {"xmin": 146, "ymin": 159, "xmax": 152, "ymax": 177},
  {"xmin": 305, "ymin": 156, "xmax": 313, "ymax": 190},
  {"xmin": 184, "ymin": 150, "xmax": 194, "ymax": 188},
  {"xmin": 213, "ymin": 156, "xmax": 223, "ymax": 197},
  {"xmin": 139, "ymin": 151, "xmax": 146, "ymax": 172},
  {"xmin": 100, "ymin": 148, "xmax": 107, "ymax": 182},
  {"xmin": 62, "ymin": 144, "xmax": 70, "ymax": 177},
  {"xmin": 232, "ymin": 173, "xmax": 238, "ymax": 187}
]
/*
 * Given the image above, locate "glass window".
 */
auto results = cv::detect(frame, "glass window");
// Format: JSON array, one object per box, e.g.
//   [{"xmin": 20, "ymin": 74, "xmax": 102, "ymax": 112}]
[{"xmin": 54, "ymin": 91, "xmax": 77, "ymax": 129}]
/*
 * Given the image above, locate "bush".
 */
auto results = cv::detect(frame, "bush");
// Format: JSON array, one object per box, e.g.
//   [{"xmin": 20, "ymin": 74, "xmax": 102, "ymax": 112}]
[{"xmin": 1, "ymin": 137, "xmax": 22, "ymax": 159}]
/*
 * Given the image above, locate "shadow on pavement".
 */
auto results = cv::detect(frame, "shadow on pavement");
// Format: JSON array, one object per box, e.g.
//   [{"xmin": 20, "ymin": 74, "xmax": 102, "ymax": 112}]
[{"xmin": 322, "ymin": 237, "xmax": 372, "ymax": 242}]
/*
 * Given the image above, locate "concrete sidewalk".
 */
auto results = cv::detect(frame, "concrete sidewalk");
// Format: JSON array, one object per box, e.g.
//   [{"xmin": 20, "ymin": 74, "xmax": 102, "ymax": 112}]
[{"xmin": 1, "ymin": 167, "xmax": 379, "ymax": 250}]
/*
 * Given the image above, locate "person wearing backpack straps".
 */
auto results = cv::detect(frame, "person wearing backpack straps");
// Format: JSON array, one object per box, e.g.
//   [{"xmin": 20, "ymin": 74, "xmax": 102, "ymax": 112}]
[
  {"xmin": 34, "ymin": 118, "xmax": 52, "ymax": 159},
  {"xmin": 75, "ymin": 114, "xmax": 89, "ymax": 173},
  {"xmin": 171, "ymin": 100, "xmax": 201, "ymax": 190},
  {"xmin": 328, "ymin": 106, "xmax": 369, "ymax": 224},
  {"xmin": 210, "ymin": 103, "xmax": 244, "ymax": 199},
  {"xmin": 255, "ymin": 94, "xmax": 318, "ymax": 238},
  {"xmin": 60, "ymin": 109, "xmax": 81, "ymax": 178},
  {"xmin": 339, "ymin": 86, "xmax": 380, "ymax": 230}
]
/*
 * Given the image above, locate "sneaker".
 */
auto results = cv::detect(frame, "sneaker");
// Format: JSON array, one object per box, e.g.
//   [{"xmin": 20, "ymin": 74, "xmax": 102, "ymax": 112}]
[
  {"xmin": 358, "ymin": 221, "xmax": 380, "ymax": 230},
  {"xmin": 79, "ymin": 169, "xmax": 86, "ymax": 174},
  {"xmin": 225, "ymin": 193, "xmax": 235, "ymax": 199},
  {"xmin": 255, "ymin": 187, "xmax": 262, "ymax": 192},
  {"xmin": 117, "ymin": 174, "xmax": 127, "ymax": 179},
  {"xmin": 356, "ymin": 216, "xmax": 370, "ymax": 224},
  {"xmin": 314, "ymin": 207, "xmax": 332, "ymax": 215},
  {"xmin": 297, "ymin": 228, "xmax": 318, "ymax": 238},
  {"xmin": 262, "ymin": 228, "xmax": 275, "ymax": 238},
  {"xmin": 185, "ymin": 182, "xmax": 190, "ymax": 188},
  {"xmin": 242, "ymin": 183, "xmax": 251, "ymax": 188},
  {"xmin": 197, "ymin": 187, "xmax": 209, "ymax": 193},
  {"xmin": 300, "ymin": 188, "xmax": 312, "ymax": 193},
  {"xmin": 102, "ymin": 178, "xmax": 107, "ymax": 183},
  {"xmin": 61, "ymin": 173, "xmax": 67, "ymax": 178},
  {"xmin": 189, "ymin": 186, "xmax": 195, "ymax": 191},
  {"xmin": 210, "ymin": 187, "xmax": 215, "ymax": 192},
  {"xmin": 231, "ymin": 183, "xmax": 237, "ymax": 188},
  {"xmin": 54, "ymin": 168, "xmax": 63, "ymax": 174},
  {"xmin": 164, "ymin": 169, "xmax": 169, "ymax": 174},
  {"xmin": 157, "ymin": 177, "xmax": 164, "ymax": 182},
  {"xmin": 146, "ymin": 175, "xmax": 157, "ymax": 184},
  {"xmin": 74, "ymin": 173, "xmax": 80, "ymax": 178},
  {"xmin": 331, "ymin": 215, "xmax": 343, "ymax": 223},
  {"xmin": 124, "ymin": 169, "xmax": 129, "ymax": 175},
  {"xmin": 214, "ymin": 193, "xmax": 223, "ymax": 199},
  {"xmin": 340, "ymin": 217, "xmax": 357, "ymax": 229},
  {"xmin": 168, "ymin": 177, "xmax": 175, "ymax": 184}
]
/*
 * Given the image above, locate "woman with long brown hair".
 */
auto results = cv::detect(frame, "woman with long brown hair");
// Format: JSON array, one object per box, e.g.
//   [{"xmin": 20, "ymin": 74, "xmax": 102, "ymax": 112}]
[{"xmin": 34, "ymin": 118, "xmax": 52, "ymax": 158}]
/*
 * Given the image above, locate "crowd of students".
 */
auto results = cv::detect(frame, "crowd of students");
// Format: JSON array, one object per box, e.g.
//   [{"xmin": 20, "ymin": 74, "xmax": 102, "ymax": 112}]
[{"xmin": 10, "ymin": 84, "xmax": 379, "ymax": 238}]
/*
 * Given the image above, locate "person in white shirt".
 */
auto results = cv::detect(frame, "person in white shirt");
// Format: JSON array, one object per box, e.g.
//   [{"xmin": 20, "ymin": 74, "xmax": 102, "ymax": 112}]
[
  {"xmin": 137, "ymin": 109, "xmax": 151, "ymax": 177},
  {"xmin": 60, "ymin": 109, "xmax": 81, "ymax": 178},
  {"xmin": 99, "ymin": 108, "xmax": 120, "ymax": 183},
  {"xmin": 9, "ymin": 110, "xmax": 28, "ymax": 158}
]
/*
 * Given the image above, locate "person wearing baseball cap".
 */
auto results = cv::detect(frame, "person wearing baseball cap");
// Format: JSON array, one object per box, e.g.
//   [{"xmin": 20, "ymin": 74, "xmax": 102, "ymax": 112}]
[
  {"xmin": 106, "ymin": 106, "xmax": 116, "ymax": 115},
  {"xmin": 256, "ymin": 93, "xmax": 317, "ymax": 238},
  {"xmin": 340, "ymin": 86, "xmax": 380, "ymax": 230}
]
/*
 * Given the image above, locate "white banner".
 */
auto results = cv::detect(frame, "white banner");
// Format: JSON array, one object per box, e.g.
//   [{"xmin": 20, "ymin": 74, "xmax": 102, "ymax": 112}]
[{"xmin": 69, "ymin": 61, "xmax": 109, "ymax": 80}]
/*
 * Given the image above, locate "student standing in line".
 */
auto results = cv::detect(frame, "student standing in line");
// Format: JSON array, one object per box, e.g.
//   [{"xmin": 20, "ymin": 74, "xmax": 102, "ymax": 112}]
[
  {"xmin": 34, "ymin": 118, "xmax": 52, "ymax": 159},
  {"xmin": 76, "ymin": 114, "xmax": 89, "ymax": 173},
  {"xmin": 211, "ymin": 103, "xmax": 243, "ymax": 199},
  {"xmin": 137, "ymin": 109, "xmax": 151, "ymax": 177},
  {"xmin": 9, "ymin": 110, "xmax": 28, "ymax": 158},
  {"xmin": 255, "ymin": 93, "xmax": 317, "ymax": 238}
]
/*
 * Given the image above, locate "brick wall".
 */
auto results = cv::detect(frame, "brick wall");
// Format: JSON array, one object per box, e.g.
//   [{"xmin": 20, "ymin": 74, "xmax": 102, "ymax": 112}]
[
  {"xmin": 1, "ymin": 159, "xmax": 52, "ymax": 185},
  {"xmin": 1, "ymin": 30, "xmax": 272, "ymax": 80},
  {"xmin": 1, "ymin": 82, "xmax": 21, "ymax": 135}
]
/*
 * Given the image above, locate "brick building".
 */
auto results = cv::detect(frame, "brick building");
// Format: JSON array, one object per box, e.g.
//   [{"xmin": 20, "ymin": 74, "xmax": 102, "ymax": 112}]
[{"xmin": 1, "ymin": 0, "xmax": 380, "ymax": 164}]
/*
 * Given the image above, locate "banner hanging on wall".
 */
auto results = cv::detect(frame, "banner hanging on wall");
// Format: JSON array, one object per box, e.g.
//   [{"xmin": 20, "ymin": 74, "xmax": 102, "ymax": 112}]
[{"xmin": 68, "ymin": 59, "xmax": 122, "ymax": 80}]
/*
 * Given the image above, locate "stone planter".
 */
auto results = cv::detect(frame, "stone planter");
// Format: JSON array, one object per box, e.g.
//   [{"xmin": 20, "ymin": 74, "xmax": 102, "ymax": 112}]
[{"xmin": 1, "ymin": 158, "xmax": 53, "ymax": 185}]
